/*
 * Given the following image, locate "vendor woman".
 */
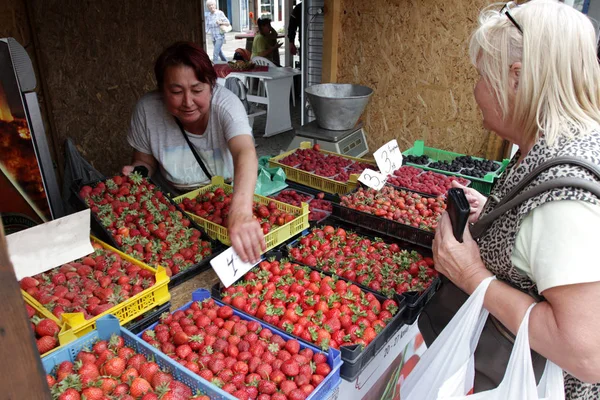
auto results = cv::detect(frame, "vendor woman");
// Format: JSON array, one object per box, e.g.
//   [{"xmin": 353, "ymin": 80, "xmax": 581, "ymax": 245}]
[{"xmin": 122, "ymin": 41, "xmax": 265, "ymax": 263}]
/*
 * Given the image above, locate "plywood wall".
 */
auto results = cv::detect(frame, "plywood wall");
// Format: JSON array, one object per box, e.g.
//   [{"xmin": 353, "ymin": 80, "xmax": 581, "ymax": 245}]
[
  {"xmin": 337, "ymin": 0, "xmax": 506, "ymax": 160},
  {"xmin": 29, "ymin": 0, "xmax": 203, "ymax": 175}
]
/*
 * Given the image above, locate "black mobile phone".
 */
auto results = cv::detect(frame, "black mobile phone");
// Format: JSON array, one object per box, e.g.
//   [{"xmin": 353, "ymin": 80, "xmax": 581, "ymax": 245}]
[{"xmin": 446, "ymin": 188, "xmax": 470, "ymax": 242}]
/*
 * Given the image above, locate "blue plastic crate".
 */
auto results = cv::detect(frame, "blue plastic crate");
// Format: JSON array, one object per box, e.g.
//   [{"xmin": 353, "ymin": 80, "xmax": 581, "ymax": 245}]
[
  {"xmin": 42, "ymin": 315, "xmax": 236, "ymax": 400},
  {"xmin": 140, "ymin": 289, "xmax": 343, "ymax": 400}
]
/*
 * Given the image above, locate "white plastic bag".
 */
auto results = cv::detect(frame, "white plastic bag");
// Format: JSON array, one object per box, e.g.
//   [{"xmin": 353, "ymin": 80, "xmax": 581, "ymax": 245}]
[
  {"xmin": 401, "ymin": 277, "xmax": 565, "ymax": 400},
  {"xmin": 400, "ymin": 276, "xmax": 496, "ymax": 399},
  {"xmin": 443, "ymin": 304, "xmax": 564, "ymax": 400}
]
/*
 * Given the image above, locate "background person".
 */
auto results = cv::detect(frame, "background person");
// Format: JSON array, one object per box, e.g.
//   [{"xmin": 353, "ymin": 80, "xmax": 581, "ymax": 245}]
[
  {"xmin": 205, "ymin": 0, "xmax": 230, "ymax": 62},
  {"xmin": 251, "ymin": 18, "xmax": 282, "ymax": 65}
]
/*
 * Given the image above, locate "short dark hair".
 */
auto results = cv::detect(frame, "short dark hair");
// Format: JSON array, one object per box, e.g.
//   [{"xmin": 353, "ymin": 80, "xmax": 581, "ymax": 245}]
[
  {"xmin": 154, "ymin": 41, "xmax": 217, "ymax": 90},
  {"xmin": 257, "ymin": 18, "xmax": 272, "ymax": 29}
]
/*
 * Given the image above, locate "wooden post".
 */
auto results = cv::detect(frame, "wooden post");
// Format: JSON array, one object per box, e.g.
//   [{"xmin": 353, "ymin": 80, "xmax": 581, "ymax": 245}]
[
  {"xmin": 322, "ymin": 0, "xmax": 341, "ymax": 83},
  {"xmin": 0, "ymin": 220, "xmax": 52, "ymax": 399}
]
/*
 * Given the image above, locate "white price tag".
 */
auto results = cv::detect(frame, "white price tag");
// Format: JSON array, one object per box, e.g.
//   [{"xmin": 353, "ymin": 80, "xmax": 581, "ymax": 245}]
[
  {"xmin": 373, "ymin": 139, "xmax": 403, "ymax": 176},
  {"xmin": 358, "ymin": 168, "xmax": 387, "ymax": 190},
  {"xmin": 7, "ymin": 210, "xmax": 94, "ymax": 280},
  {"xmin": 210, "ymin": 247, "xmax": 260, "ymax": 288}
]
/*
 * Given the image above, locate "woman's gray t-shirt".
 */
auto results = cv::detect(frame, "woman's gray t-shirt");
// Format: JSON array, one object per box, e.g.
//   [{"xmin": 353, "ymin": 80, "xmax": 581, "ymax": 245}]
[{"xmin": 127, "ymin": 85, "xmax": 251, "ymax": 189}]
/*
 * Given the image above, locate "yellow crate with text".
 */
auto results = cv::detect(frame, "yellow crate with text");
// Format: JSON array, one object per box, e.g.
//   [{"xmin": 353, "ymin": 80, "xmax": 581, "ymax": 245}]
[
  {"xmin": 174, "ymin": 176, "xmax": 309, "ymax": 250},
  {"xmin": 21, "ymin": 236, "xmax": 171, "ymax": 345},
  {"xmin": 269, "ymin": 141, "xmax": 377, "ymax": 194}
]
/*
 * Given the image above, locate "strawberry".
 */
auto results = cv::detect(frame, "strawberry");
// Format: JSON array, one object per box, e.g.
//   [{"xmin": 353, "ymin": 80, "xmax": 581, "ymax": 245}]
[
  {"xmin": 127, "ymin": 353, "xmax": 147, "ymax": 370},
  {"xmin": 281, "ymin": 359, "xmax": 300, "ymax": 377},
  {"xmin": 33, "ymin": 317, "xmax": 60, "ymax": 337},
  {"xmin": 139, "ymin": 361, "xmax": 160, "ymax": 381},
  {"xmin": 121, "ymin": 367, "xmax": 139, "ymax": 382},
  {"xmin": 97, "ymin": 377, "xmax": 117, "ymax": 394},
  {"xmin": 289, "ymin": 388, "xmax": 309, "ymax": 400},
  {"xmin": 58, "ymin": 388, "xmax": 81, "ymax": 400},
  {"xmin": 20, "ymin": 277, "xmax": 39, "ymax": 290},
  {"xmin": 77, "ymin": 362, "xmax": 100, "ymax": 381},
  {"xmin": 284, "ymin": 339, "xmax": 300, "ymax": 355},
  {"xmin": 36, "ymin": 336, "xmax": 57, "ymax": 354},
  {"xmin": 258, "ymin": 379, "xmax": 277, "ymax": 394},
  {"xmin": 80, "ymin": 387, "xmax": 103, "ymax": 400},
  {"xmin": 151, "ymin": 371, "xmax": 173, "ymax": 389},
  {"xmin": 101, "ymin": 357, "xmax": 126, "ymax": 377},
  {"xmin": 130, "ymin": 377, "xmax": 152, "ymax": 398},
  {"xmin": 25, "ymin": 304, "xmax": 36, "ymax": 318},
  {"xmin": 217, "ymin": 306, "xmax": 234, "ymax": 320},
  {"xmin": 173, "ymin": 331, "xmax": 189, "ymax": 346},
  {"xmin": 280, "ymin": 380, "xmax": 298, "ymax": 395}
]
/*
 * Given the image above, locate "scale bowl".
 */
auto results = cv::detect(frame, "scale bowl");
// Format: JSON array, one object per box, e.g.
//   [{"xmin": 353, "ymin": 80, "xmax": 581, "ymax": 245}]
[{"xmin": 305, "ymin": 84, "xmax": 373, "ymax": 131}]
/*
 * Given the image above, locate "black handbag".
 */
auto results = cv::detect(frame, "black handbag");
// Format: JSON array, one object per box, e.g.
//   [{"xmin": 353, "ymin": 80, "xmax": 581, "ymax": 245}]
[{"xmin": 418, "ymin": 156, "xmax": 600, "ymax": 393}]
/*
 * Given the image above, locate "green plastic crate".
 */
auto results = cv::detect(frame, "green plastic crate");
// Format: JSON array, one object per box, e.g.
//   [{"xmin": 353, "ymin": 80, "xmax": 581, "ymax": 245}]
[{"xmin": 403, "ymin": 140, "xmax": 509, "ymax": 194}]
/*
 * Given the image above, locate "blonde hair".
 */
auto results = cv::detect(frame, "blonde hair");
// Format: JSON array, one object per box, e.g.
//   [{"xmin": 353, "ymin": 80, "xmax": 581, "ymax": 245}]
[{"xmin": 469, "ymin": 0, "xmax": 600, "ymax": 146}]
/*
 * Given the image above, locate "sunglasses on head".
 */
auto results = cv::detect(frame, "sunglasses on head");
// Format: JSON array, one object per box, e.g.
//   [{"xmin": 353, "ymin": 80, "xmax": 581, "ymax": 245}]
[{"xmin": 500, "ymin": 2, "xmax": 523, "ymax": 34}]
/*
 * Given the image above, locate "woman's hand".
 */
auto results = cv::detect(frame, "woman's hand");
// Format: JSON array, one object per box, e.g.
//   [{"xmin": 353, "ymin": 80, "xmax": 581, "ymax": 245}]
[
  {"xmin": 433, "ymin": 212, "xmax": 493, "ymax": 294},
  {"xmin": 451, "ymin": 181, "xmax": 487, "ymax": 223},
  {"xmin": 228, "ymin": 210, "xmax": 266, "ymax": 264},
  {"xmin": 122, "ymin": 165, "xmax": 135, "ymax": 176}
]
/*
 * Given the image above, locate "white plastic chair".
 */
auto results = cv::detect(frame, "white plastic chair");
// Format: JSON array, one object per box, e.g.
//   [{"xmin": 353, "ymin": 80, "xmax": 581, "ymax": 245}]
[{"xmin": 251, "ymin": 56, "xmax": 296, "ymax": 106}]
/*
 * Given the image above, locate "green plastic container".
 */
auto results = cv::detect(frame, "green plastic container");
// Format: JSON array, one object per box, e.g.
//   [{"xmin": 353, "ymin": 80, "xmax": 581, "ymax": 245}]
[{"xmin": 403, "ymin": 140, "xmax": 510, "ymax": 194}]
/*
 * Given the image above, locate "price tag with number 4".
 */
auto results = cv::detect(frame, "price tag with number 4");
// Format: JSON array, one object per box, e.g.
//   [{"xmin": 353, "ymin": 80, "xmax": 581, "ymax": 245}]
[
  {"xmin": 358, "ymin": 168, "xmax": 387, "ymax": 190},
  {"xmin": 373, "ymin": 139, "xmax": 403, "ymax": 176},
  {"xmin": 210, "ymin": 247, "xmax": 260, "ymax": 287}
]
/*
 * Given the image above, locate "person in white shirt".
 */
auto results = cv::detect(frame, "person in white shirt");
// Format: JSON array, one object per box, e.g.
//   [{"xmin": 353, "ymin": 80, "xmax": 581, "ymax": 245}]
[
  {"xmin": 123, "ymin": 42, "xmax": 265, "ymax": 264},
  {"xmin": 430, "ymin": 1, "xmax": 600, "ymax": 397}
]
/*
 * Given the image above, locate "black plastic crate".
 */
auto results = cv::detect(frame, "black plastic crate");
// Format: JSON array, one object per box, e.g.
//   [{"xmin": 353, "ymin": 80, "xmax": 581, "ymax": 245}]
[
  {"xmin": 402, "ymin": 277, "xmax": 442, "ymax": 325},
  {"xmin": 70, "ymin": 177, "xmax": 225, "ymax": 289},
  {"xmin": 123, "ymin": 301, "xmax": 171, "ymax": 334},
  {"xmin": 331, "ymin": 192, "xmax": 437, "ymax": 248},
  {"xmin": 210, "ymin": 250, "xmax": 407, "ymax": 382},
  {"xmin": 285, "ymin": 216, "xmax": 442, "ymax": 325}
]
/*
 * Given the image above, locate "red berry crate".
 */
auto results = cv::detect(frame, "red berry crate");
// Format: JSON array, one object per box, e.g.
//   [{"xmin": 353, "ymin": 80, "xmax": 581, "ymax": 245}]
[
  {"xmin": 42, "ymin": 315, "xmax": 235, "ymax": 400},
  {"xmin": 139, "ymin": 289, "xmax": 342, "ymax": 397},
  {"xmin": 332, "ymin": 185, "xmax": 446, "ymax": 248},
  {"xmin": 210, "ymin": 251, "xmax": 407, "ymax": 382},
  {"xmin": 285, "ymin": 217, "xmax": 442, "ymax": 325},
  {"xmin": 70, "ymin": 177, "xmax": 225, "ymax": 288}
]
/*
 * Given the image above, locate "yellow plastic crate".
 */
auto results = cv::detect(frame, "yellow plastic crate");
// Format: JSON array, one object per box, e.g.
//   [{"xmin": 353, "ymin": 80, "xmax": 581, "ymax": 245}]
[
  {"xmin": 22, "ymin": 236, "xmax": 171, "ymax": 344},
  {"xmin": 174, "ymin": 176, "xmax": 309, "ymax": 250},
  {"xmin": 269, "ymin": 141, "xmax": 377, "ymax": 194}
]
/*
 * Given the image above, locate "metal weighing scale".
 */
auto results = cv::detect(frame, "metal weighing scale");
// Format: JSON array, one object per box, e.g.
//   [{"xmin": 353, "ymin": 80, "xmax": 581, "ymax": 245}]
[
  {"xmin": 288, "ymin": 83, "xmax": 372, "ymax": 158},
  {"xmin": 287, "ymin": 120, "xmax": 369, "ymax": 158}
]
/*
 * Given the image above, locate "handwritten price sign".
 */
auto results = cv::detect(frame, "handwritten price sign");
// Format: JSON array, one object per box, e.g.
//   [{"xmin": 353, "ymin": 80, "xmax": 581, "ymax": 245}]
[
  {"xmin": 210, "ymin": 247, "xmax": 260, "ymax": 287},
  {"xmin": 373, "ymin": 139, "xmax": 403, "ymax": 176},
  {"xmin": 358, "ymin": 168, "xmax": 387, "ymax": 190},
  {"xmin": 358, "ymin": 140, "xmax": 403, "ymax": 191}
]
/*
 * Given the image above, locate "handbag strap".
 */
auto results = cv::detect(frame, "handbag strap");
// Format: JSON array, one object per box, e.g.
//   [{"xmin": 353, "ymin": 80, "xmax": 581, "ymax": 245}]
[
  {"xmin": 471, "ymin": 156, "xmax": 600, "ymax": 239},
  {"xmin": 174, "ymin": 117, "xmax": 213, "ymax": 180}
]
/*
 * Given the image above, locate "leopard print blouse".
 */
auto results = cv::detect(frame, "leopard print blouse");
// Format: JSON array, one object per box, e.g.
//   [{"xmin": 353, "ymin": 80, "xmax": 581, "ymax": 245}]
[{"xmin": 477, "ymin": 129, "xmax": 600, "ymax": 399}]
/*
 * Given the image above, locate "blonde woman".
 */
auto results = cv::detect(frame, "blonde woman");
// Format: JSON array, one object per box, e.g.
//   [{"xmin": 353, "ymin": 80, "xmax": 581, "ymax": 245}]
[
  {"xmin": 422, "ymin": 1, "xmax": 600, "ymax": 398},
  {"xmin": 205, "ymin": 0, "xmax": 230, "ymax": 62}
]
